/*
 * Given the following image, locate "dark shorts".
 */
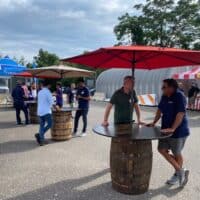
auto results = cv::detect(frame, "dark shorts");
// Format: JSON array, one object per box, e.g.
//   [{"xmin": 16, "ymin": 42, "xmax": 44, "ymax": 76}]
[{"xmin": 158, "ymin": 137, "xmax": 187, "ymax": 155}]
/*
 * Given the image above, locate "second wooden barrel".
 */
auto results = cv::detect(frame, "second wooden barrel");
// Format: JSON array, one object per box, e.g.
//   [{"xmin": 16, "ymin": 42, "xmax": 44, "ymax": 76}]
[
  {"xmin": 29, "ymin": 103, "xmax": 39, "ymax": 124},
  {"xmin": 110, "ymin": 137, "xmax": 153, "ymax": 195},
  {"xmin": 51, "ymin": 111, "xmax": 72, "ymax": 141}
]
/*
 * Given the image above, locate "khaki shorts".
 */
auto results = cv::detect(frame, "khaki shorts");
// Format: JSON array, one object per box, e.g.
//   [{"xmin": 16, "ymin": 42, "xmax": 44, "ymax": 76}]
[{"xmin": 158, "ymin": 137, "xmax": 187, "ymax": 156}]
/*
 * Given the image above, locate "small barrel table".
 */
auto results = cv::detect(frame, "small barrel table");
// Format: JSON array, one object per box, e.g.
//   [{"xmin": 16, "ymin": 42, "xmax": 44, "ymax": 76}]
[
  {"xmin": 51, "ymin": 108, "xmax": 78, "ymax": 141},
  {"xmin": 93, "ymin": 123, "xmax": 172, "ymax": 195},
  {"xmin": 25, "ymin": 100, "xmax": 39, "ymax": 124}
]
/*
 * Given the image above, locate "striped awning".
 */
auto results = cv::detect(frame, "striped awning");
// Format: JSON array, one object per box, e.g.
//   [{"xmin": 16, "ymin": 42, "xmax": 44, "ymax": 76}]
[{"xmin": 173, "ymin": 67, "xmax": 200, "ymax": 79}]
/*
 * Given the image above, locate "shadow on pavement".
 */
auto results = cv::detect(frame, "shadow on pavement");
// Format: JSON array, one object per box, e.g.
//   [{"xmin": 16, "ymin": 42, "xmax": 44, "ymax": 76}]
[
  {"xmin": 0, "ymin": 107, "xmax": 14, "ymax": 112},
  {"xmin": 0, "ymin": 121, "xmax": 20, "ymax": 129},
  {"xmin": 0, "ymin": 140, "xmax": 38, "ymax": 154},
  {"xmin": 5, "ymin": 169, "xmax": 183, "ymax": 200}
]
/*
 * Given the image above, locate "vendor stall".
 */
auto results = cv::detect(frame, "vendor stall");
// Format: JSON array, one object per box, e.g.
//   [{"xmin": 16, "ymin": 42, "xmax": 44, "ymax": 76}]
[{"xmin": 173, "ymin": 67, "xmax": 200, "ymax": 111}]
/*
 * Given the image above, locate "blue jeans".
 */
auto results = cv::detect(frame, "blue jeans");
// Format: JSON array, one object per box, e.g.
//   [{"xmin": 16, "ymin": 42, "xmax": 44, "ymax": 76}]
[
  {"xmin": 39, "ymin": 114, "xmax": 52, "ymax": 142},
  {"xmin": 74, "ymin": 109, "xmax": 88, "ymax": 133}
]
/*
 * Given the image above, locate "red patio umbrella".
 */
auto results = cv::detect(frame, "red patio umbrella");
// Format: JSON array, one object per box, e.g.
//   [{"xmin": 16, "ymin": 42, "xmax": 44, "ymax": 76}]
[
  {"xmin": 13, "ymin": 71, "xmax": 58, "ymax": 79},
  {"xmin": 62, "ymin": 45, "xmax": 200, "ymax": 75},
  {"xmin": 62, "ymin": 45, "xmax": 200, "ymax": 104}
]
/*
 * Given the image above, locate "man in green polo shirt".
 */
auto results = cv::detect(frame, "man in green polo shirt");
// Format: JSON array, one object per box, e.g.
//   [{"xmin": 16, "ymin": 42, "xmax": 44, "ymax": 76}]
[{"xmin": 102, "ymin": 76, "xmax": 143, "ymax": 126}]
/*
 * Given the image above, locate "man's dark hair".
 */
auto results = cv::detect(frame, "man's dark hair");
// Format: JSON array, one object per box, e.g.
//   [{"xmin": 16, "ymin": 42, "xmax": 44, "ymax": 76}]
[
  {"xmin": 41, "ymin": 79, "xmax": 51, "ymax": 87},
  {"xmin": 78, "ymin": 78, "xmax": 85, "ymax": 83},
  {"xmin": 163, "ymin": 79, "xmax": 178, "ymax": 90},
  {"xmin": 124, "ymin": 76, "xmax": 134, "ymax": 82}
]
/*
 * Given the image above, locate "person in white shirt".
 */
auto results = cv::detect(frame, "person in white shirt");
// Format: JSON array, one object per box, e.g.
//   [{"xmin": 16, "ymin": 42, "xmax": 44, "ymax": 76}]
[
  {"xmin": 31, "ymin": 83, "xmax": 37, "ymax": 99},
  {"xmin": 35, "ymin": 80, "xmax": 53, "ymax": 146}
]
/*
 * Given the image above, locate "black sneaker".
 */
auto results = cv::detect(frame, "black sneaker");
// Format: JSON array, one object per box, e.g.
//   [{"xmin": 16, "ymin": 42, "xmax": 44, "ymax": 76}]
[
  {"xmin": 35, "ymin": 133, "xmax": 41, "ymax": 145},
  {"xmin": 39, "ymin": 140, "xmax": 49, "ymax": 146}
]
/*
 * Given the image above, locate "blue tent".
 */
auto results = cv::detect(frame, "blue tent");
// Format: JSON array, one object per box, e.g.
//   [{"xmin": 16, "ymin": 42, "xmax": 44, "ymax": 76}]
[{"xmin": 0, "ymin": 56, "xmax": 26, "ymax": 77}]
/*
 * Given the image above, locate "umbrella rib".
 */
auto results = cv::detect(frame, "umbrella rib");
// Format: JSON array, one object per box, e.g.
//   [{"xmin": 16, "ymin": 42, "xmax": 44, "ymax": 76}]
[
  {"xmin": 104, "ymin": 50, "xmax": 161, "ymax": 66},
  {"xmin": 105, "ymin": 50, "xmax": 163, "ymax": 69},
  {"xmin": 161, "ymin": 52, "xmax": 200, "ymax": 65},
  {"xmin": 62, "ymin": 49, "xmax": 104, "ymax": 62},
  {"xmin": 135, "ymin": 52, "xmax": 164, "ymax": 69},
  {"xmin": 32, "ymin": 69, "xmax": 61, "ymax": 77},
  {"xmin": 95, "ymin": 50, "xmax": 128, "ymax": 68}
]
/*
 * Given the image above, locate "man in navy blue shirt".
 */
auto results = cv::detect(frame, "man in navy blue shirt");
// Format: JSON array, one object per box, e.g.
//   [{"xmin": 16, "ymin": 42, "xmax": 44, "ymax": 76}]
[
  {"xmin": 12, "ymin": 81, "xmax": 29, "ymax": 125},
  {"xmin": 149, "ymin": 79, "xmax": 189, "ymax": 188},
  {"xmin": 73, "ymin": 80, "xmax": 90, "ymax": 136}
]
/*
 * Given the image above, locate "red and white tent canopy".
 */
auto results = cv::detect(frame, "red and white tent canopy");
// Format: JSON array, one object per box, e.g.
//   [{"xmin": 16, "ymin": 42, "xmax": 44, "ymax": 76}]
[{"xmin": 173, "ymin": 67, "xmax": 200, "ymax": 79}]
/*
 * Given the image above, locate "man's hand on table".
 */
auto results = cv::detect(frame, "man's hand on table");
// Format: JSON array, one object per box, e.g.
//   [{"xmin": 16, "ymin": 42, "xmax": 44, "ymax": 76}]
[{"xmin": 160, "ymin": 128, "xmax": 175, "ymax": 134}]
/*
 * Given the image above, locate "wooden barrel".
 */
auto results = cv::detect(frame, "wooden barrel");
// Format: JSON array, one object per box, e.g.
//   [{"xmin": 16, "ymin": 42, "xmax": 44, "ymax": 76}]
[
  {"xmin": 110, "ymin": 137, "xmax": 153, "ymax": 195},
  {"xmin": 51, "ymin": 111, "xmax": 72, "ymax": 141},
  {"xmin": 29, "ymin": 103, "xmax": 39, "ymax": 124}
]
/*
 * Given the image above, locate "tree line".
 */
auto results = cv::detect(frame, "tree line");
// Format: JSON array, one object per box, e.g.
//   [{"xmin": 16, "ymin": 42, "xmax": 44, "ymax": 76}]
[{"xmin": 114, "ymin": 0, "xmax": 200, "ymax": 49}]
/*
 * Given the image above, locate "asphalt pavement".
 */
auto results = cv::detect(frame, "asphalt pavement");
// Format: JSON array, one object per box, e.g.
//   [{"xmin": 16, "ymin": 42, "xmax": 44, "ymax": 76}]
[{"xmin": 0, "ymin": 102, "xmax": 200, "ymax": 200}]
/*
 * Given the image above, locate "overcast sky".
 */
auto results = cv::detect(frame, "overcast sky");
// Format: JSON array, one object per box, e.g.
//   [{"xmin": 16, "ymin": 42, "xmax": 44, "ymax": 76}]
[{"xmin": 0, "ymin": 0, "xmax": 138, "ymax": 62}]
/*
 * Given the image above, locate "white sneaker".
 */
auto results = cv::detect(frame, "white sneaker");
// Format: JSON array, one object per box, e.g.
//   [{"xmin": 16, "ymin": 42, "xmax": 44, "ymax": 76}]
[
  {"xmin": 72, "ymin": 132, "xmax": 77, "ymax": 136},
  {"xmin": 166, "ymin": 173, "xmax": 179, "ymax": 185},
  {"xmin": 178, "ymin": 169, "xmax": 189, "ymax": 188},
  {"xmin": 80, "ymin": 132, "xmax": 87, "ymax": 137}
]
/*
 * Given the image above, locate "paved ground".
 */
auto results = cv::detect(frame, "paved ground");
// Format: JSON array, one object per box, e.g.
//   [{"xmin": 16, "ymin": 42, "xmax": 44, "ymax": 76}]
[{"xmin": 0, "ymin": 102, "xmax": 200, "ymax": 200}]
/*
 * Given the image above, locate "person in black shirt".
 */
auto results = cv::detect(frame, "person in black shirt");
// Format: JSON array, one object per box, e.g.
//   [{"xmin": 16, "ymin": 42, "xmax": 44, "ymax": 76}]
[
  {"xmin": 12, "ymin": 81, "xmax": 29, "ymax": 125},
  {"xmin": 73, "ymin": 80, "xmax": 90, "ymax": 137},
  {"xmin": 188, "ymin": 83, "xmax": 199, "ymax": 109}
]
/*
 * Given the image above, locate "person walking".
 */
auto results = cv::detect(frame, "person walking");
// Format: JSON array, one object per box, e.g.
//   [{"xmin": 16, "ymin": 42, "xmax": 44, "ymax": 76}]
[
  {"xmin": 12, "ymin": 80, "xmax": 29, "ymax": 125},
  {"xmin": 73, "ymin": 80, "xmax": 90, "ymax": 137},
  {"xmin": 149, "ymin": 79, "xmax": 189, "ymax": 188},
  {"xmin": 35, "ymin": 80, "xmax": 53, "ymax": 146},
  {"xmin": 55, "ymin": 82, "xmax": 63, "ymax": 108},
  {"xmin": 102, "ymin": 76, "xmax": 143, "ymax": 126}
]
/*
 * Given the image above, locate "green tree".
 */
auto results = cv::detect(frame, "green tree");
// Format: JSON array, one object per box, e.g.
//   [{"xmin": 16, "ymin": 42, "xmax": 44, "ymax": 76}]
[
  {"xmin": 115, "ymin": 0, "xmax": 200, "ymax": 49},
  {"xmin": 26, "ymin": 62, "xmax": 33, "ymax": 69},
  {"xmin": 18, "ymin": 56, "xmax": 26, "ymax": 65},
  {"xmin": 34, "ymin": 49, "xmax": 60, "ymax": 68},
  {"xmin": 114, "ymin": 13, "xmax": 145, "ymax": 45}
]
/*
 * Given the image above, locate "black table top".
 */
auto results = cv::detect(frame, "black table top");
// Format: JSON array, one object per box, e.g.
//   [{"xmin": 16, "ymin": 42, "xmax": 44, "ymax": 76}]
[{"xmin": 93, "ymin": 123, "xmax": 173, "ymax": 141}]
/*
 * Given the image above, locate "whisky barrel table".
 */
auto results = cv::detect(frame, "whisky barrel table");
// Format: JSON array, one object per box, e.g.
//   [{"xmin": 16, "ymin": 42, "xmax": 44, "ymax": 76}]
[
  {"xmin": 93, "ymin": 123, "xmax": 172, "ymax": 195},
  {"xmin": 51, "ymin": 108, "xmax": 78, "ymax": 141}
]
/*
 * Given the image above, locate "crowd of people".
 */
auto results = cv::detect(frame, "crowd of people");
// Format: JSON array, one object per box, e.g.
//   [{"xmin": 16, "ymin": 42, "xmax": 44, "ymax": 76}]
[
  {"xmin": 12, "ymin": 79, "xmax": 91, "ymax": 145},
  {"xmin": 12, "ymin": 76, "xmax": 192, "ymax": 189}
]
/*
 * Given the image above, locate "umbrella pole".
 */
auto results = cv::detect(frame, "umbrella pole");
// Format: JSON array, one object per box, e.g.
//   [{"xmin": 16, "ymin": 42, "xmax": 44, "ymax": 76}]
[{"xmin": 131, "ymin": 61, "xmax": 135, "ymax": 123}]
